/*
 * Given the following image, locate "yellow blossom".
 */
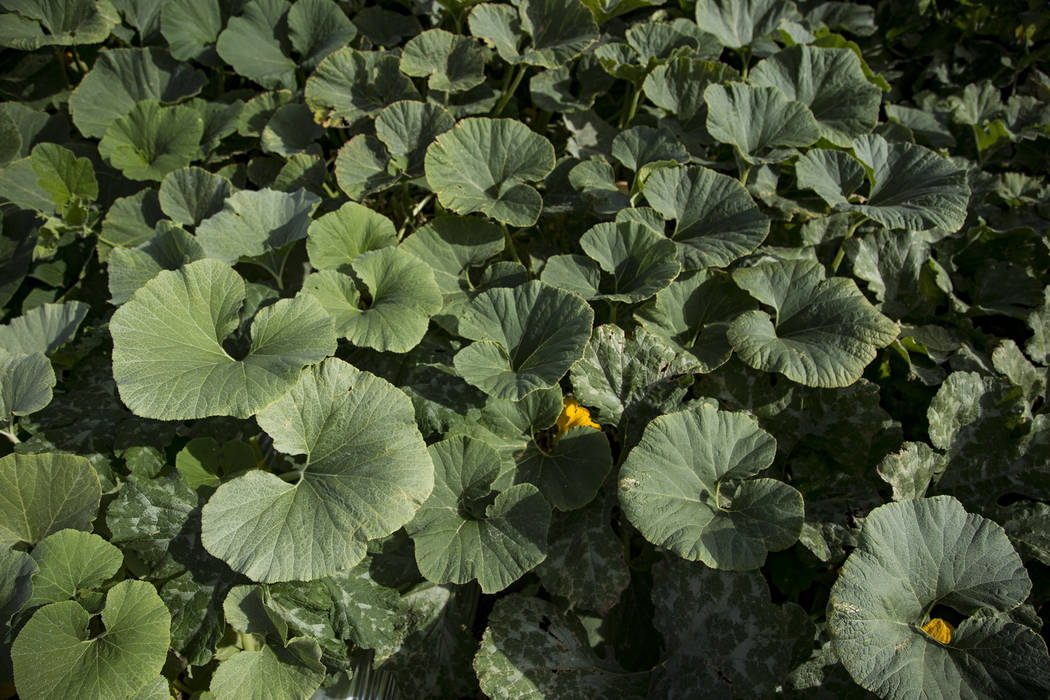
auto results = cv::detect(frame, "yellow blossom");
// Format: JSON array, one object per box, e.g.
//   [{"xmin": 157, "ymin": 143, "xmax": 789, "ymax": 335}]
[
  {"xmin": 555, "ymin": 397, "xmax": 600, "ymax": 436},
  {"xmin": 921, "ymin": 617, "xmax": 953, "ymax": 644}
]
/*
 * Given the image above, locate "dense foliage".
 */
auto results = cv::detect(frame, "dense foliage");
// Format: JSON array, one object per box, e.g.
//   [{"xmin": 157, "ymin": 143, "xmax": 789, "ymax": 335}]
[{"xmin": 1, "ymin": 0, "xmax": 1049, "ymax": 698}]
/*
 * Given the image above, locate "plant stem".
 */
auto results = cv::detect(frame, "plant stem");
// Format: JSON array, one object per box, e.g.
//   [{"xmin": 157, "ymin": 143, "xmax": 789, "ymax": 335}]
[
  {"xmin": 501, "ymin": 222, "xmax": 523, "ymax": 266},
  {"xmin": 618, "ymin": 83, "xmax": 643, "ymax": 129},
  {"xmin": 492, "ymin": 64, "xmax": 527, "ymax": 118},
  {"xmin": 397, "ymin": 193, "xmax": 434, "ymax": 240},
  {"xmin": 0, "ymin": 421, "xmax": 19, "ymax": 444},
  {"xmin": 830, "ymin": 216, "xmax": 865, "ymax": 273}
]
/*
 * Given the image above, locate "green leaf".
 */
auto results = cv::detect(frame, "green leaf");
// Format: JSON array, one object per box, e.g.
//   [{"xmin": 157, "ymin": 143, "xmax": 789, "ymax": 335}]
[
  {"xmin": 98, "ymin": 100, "xmax": 203, "ymax": 181},
  {"xmin": 453, "ymin": 281, "xmax": 594, "ymax": 401},
  {"xmin": 99, "ymin": 188, "xmax": 164, "ymax": 259},
  {"xmin": 110, "ymin": 258, "xmax": 336, "ymax": 420},
  {"xmin": 160, "ymin": 0, "xmax": 224, "ymax": 62},
  {"xmin": 610, "ymin": 126, "xmax": 689, "ymax": 174},
  {"xmin": 1025, "ymin": 287, "xmax": 1050, "ymax": 364},
  {"xmin": 619, "ymin": 402, "xmax": 803, "ymax": 569},
  {"xmin": 649, "ymin": 557, "xmax": 815, "ymax": 697},
  {"xmin": 200, "ymin": 358, "xmax": 433, "ymax": 582},
  {"xmin": 305, "ymin": 48, "xmax": 418, "ymax": 127},
  {"xmin": 728, "ymin": 260, "xmax": 900, "ymax": 387},
  {"xmin": 0, "ymin": 545, "xmax": 36, "ymax": 624},
  {"xmin": 216, "ymin": 0, "xmax": 296, "ymax": 90},
  {"xmin": 750, "ymin": 45, "xmax": 881, "ymax": 147},
  {"xmin": 635, "ymin": 268, "xmax": 756, "ymax": 373},
  {"xmin": 694, "ymin": 0, "xmax": 799, "ymax": 49},
  {"xmin": 261, "ymin": 103, "xmax": 323, "ymax": 157},
  {"xmin": 302, "ymin": 247, "xmax": 442, "ymax": 353},
  {"xmin": 569, "ymin": 324, "xmax": 697, "ymax": 433},
  {"xmin": 157, "ymin": 166, "xmax": 231, "ymax": 227},
  {"xmin": 0, "ymin": 453, "xmax": 100, "ymax": 546},
  {"xmin": 827, "ymin": 496, "xmax": 1050, "ymax": 699},
  {"xmin": 876, "ymin": 441, "xmax": 947, "ymax": 501},
  {"xmin": 333, "ymin": 133, "xmax": 400, "ymax": 199},
  {"xmin": 305, "ymin": 201, "xmax": 396, "ymax": 272},
  {"xmin": 11, "ymin": 580, "xmax": 171, "ymax": 700},
  {"xmin": 514, "ymin": 425, "xmax": 611, "ymax": 511},
  {"xmin": 798, "ymin": 137, "xmax": 970, "ymax": 231},
  {"xmin": 29, "ymin": 143, "xmax": 97, "ymax": 217},
  {"xmin": 0, "ymin": 0, "xmax": 119, "ymax": 49},
  {"xmin": 107, "ymin": 221, "xmax": 206, "ymax": 305},
  {"xmin": 383, "ymin": 582, "xmax": 481, "ymax": 699},
  {"xmin": 705, "ymin": 83, "xmax": 821, "ymax": 164},
  {"xmin": 210, "ymin": 637, "xmax": 325, "ymax": 700},
  {"xmin": 401, "ymin": 29, "xmax": 486, "ymax": 93},
  {"xmin": 474, "ymin": 594, "xmax": 649, "ymax": 698},
  {"xmin": 641, "ymin": 164, "xmax": 769, "ymax": 269},
  {"xmin": 572, "ymin": 219, "xmax": 680, "ymax": 303},
  {"xmin": 398, "ymin": 215, "xmax": 504, "ymax": 333},
  {"xmin": 196, "ymin": 187, "xmax": 319, "ymax": 264},
  {"xmin": 323, "ymin": 563, "xmax": 404, "ymax": 659},
  {"xmin": 467, "ymin": 4, "xmax": 521, "ymax": 65},
  {"xmin": 641, "ymin": 57, "xmax": 740, "ymax": 124},
  {"xmin": 375, "ymin": 100, "xmax": 455, "ymax": 177},
  {"xmin": 425, "ymin": 117, "xmax": 555, "ymax": 227},
  {"xmin": 0, "ymin": 350, "xmax": 55, "ymax": 418},
  {"xmin": 69, "ymin": 47, "xmax": 207, "ymax": 139},
  {"xmin": 287, "ymin": 0, "xmax": 357, "ymax": 71},
  {"xmin": 469, "ymin": 0, "xmax": 598, "ymax": 68},
  {"xmin": 26, "ymin": 529, "xmax": 122, "ymax": 607},
  {"xmin": 535, "ymin": 483, "xmax": 629, "ymax": 611},
  {"xmin": 406, "ymin": 437, "xmax": 550, "ymax": 593},
  {"xmin": 0, "ymin": 301, "xmax": 89, "ymax": 356}
]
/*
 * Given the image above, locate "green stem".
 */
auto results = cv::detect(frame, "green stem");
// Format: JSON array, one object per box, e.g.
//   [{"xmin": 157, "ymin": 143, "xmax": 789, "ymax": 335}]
[
  {"xmin": 53, "ymin": 48, "xmax": 71, "ymax": 90},
  {"xmin": 0, "ymin": 420, "xmax": 19, "ymax": 444},
  {"xmin": 830, "ymin": 216, "xmax": 865, "ymax": 273},
  {"xmin": 737, "ymin": 48, "xmax": 751, "ymax": 79},
  {"xmin": 323, "ymin": 180, "xmax": 339, "ymax": 199},
  {"xmin": 397, "ymin": 193, "xmax": 435, "ymax": 240},
  {"xmin": 501, "ymin": 222, "xmax": 523, "ymax": 266},
  {"xmin": 491, "ymin": 64, "xmax": 528, "ymax": 117},
  {"xmin": 738, "ymin": 163, "xmax": 752, "ymax": 186},
  {"xmin": 618, "ymin": 83, "xmax": 643, "ymax": 129},
  {"xmin": 607, "ymin": 300, "xmax": 618, "ymax": 325},
  {"xmin": 238, "ymin": 632, "xmax": 262, "ymax": 652}
]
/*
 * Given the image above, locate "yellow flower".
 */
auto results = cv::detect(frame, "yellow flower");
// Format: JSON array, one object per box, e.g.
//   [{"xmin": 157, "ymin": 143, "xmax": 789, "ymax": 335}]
[
  {"xmin": 921, "ymin": 617, "xmax": 954, "ymax": 644},
  {"xmin": 555, "ymin": 397, "xmax": 600, "ymax": 436}
]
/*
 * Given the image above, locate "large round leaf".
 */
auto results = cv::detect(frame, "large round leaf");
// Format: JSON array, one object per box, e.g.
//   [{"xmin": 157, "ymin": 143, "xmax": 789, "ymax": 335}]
[
  {"xmin": 11, "ymin": 580, "xmax": 171, "ymax": 700},
  {"xmin": 750, "ymin": 45, "xmax": 881, "ymax": 147},
  {"xmin": 98, "ymin": 99, "xmax": 203, "ymax": 181},
  {"xmin": 302, "ymin": 247, "xmax": 442, "ymax": 353},
  {"xmin": 400, "ymin": 28, "xmax": 486, "ymax": 93},
  {"xmin": 728, "ymin": 260, "xmax": 899, "ymax": 387},
  {"xmin": 68, "ymin": 47, "xmax": 207, "ymax": 139},
  {"xmin": 828, "ymin": 496, "xmax": 1050, "ymax": 699},
  {"xmin": 514, "ymin": 426, "xmax": 612, "ymax": 511},
  {"xmin": 305, "ymin": 48, "xmax": 417, "ymax": 127},
  {"xmin": 705, "ymin": 83, "xmax": 821, "ymax": 164},
  {"xmin": 110, "ymin": 258, "xmax": 336, "ymax": 420},
  {"xmin": 619, "ymin": 402, "xmax": 803, "ymax": 569},
  {"xmin": 0, "ymin": 0, "xmax": 119, "ymax": 50},
  {"xmin": 474, "ymin": 594, "xmax": 649, "ymax": 699},
  {"xmin": 635, "ymin": 268, "xmax": 757, "ymax": 373},
  {"xmin": 798, "ymin": 135, "xmax": 970, "ymax": 232},
  {"xmin": 650, "ymin": 557, "xmax": 815, "ymax": 698},
  {"xmin": 641, "ymin": 164, "xmax": 769, "ymax": 269},
  {"xmin": 576, "ymin": 219, "xmax": 680, "ymax": 303},
  {"xmin": 406, "ymin": 437, "xmax": 550, "ymax": 594},
  {"xmin": 210, "ymin": 637, "xmax": 325, "ymax": 700},
  {"xmin": 201, "ymin": 358, "xmax": 434, "ymax": 583},
  {"xmin": 0, "ymin": 350, "xmax": 55, "ymax": 418},
  {"xmin": 195, "ymin": 188, "xmax": 320, "ymax": 264},
  {"xmin": 305, "ymin": 200, "xmax": 397, "ymax": 272},
  {"xmin": 158, "ymin": 166, "xmax": 231, "ymax": 226},
  {"xmin": 26, "ymin": 529, "xmax": 123, "ymax": 608},
  {"xmin": 215, "ymin": 0, "xmax": 296, "ymax": 90},
  {"xmin": 0, "ymin": 453, "xmax": 101, "ymax": 546},
  {"xmin": 453, "ymin": 281, "xmax": 594, "ymax": 401},
  {"xmin": 425, "ymin": 117, "xmax": 555, "ymax": 227},
  {"xmin": 694, "ymin": 0, "xmax": 798, "ymax": 49}
]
